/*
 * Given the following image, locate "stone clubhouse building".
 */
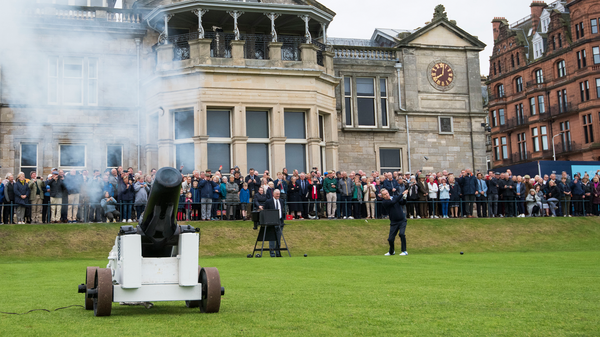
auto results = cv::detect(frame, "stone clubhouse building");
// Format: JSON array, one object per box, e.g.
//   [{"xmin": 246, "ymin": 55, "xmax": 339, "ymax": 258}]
[{"xmin": 0, "ymin": 0, "xmax": 486, "ymax": 177}]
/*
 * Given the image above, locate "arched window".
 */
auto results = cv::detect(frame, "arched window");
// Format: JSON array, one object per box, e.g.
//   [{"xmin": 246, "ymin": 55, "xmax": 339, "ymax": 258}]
[
  {"xmin": 533, "ymin": 69, "xmax": 544, "ymax": 84},
  {"xmin": 497, "ymin": 84, "xmax": 505, "ymax": 97},
  {"xmin": 557, "ymin": 60, "xmax": 566, "ymax": 77},
  {"xmin": 515, "ymin": 77, "xmax": 523, "ymax": 92},
  {"xmin": 511, "ymin": 54, "xmax": 515, "ymax": 68},
  {"xmin": 516, "ymin": 52, "xmax": 520, "ymax": 66}
]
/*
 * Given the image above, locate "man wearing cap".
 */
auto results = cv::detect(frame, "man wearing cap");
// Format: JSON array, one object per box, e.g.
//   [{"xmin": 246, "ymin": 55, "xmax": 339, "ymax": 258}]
[
  {"xmin": 381, "ymin": 188, "xmax": 409, "ymax": 256},
  {"xmin": 323, "ymin": 171, "xmax": 337, "ymax": 219}
]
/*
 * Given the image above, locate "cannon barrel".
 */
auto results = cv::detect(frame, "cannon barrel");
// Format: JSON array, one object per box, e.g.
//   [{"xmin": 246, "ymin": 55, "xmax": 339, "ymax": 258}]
[{"xmin": 138, "ymin": 167, "xmax": 183, "ymax": 257}]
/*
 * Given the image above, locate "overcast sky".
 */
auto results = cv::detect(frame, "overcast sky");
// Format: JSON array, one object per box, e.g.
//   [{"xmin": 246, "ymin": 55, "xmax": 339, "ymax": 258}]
[
  {"xmin": 116, "ymin": 0, "xmax": 532, "ymax": 75},
  {"xmin": 321, "ymin": 0, "xmax": 536, "ymax": 76}
]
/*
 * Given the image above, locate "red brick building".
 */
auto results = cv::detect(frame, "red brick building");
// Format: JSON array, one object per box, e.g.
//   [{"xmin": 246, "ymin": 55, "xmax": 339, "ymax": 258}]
[{"xmin": 488, "ymin": 0, "xmax": 600, "ymax": 168}]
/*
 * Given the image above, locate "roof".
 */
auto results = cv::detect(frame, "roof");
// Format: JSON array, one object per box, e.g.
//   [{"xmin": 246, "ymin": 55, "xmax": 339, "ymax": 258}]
[{"xmin": 396, "ymin": 17, "xmax": 486, "ymax": 50}]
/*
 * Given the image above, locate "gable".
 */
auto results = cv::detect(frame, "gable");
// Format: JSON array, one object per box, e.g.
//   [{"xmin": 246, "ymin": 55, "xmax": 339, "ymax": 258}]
[{"xmin": 409, "ymin": 25, "xmax": 474, "ymax": 47}]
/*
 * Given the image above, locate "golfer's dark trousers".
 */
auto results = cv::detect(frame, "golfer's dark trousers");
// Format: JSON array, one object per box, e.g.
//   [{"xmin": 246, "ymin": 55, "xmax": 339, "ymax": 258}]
[
  {"xmin": 464, "ymin": 194, "xmax": 475, "ymax": 216},
  {"xmin": 504, "ymin": 196, "xmax": 515, "ymax": 217},
  {"xmin": 388, "ymin": 220, "xmax": 407, "ymax": 254},
  {"xmin": 340, "ymin": 195, "xmax": 352, "ymax": 217},
  {"xmin": 476, "ymin": 195, "xmax": 487, "ymax": 218},
  {"xmin": 269, "ymin": 221, "xmax": 284, "ymax": 257},
  {"xmin": 572, "ymin": 195, "xmax": 583, "ymax": 215}
]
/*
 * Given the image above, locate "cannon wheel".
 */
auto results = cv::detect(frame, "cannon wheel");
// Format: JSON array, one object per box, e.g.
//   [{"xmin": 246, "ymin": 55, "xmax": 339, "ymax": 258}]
[
  {"xmin": 93, "ymin": 268, "xmax": 113, "ymax": 317},
  {"xmin": 200, "ymin": 267, "xmax": 221, "ymax": 313},
  {"xmin": 85, "ymin": 267, "xmax": 99, "ymax": 310},
  {"xmin": 185, "ymin": 266, "xmax": 202, "ymax": 308}
]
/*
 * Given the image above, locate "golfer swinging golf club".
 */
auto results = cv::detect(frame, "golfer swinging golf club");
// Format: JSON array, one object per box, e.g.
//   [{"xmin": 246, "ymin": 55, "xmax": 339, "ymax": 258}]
[{"xmin": 380, "ymin": 187, "xmax": 409, "ymax": 256}]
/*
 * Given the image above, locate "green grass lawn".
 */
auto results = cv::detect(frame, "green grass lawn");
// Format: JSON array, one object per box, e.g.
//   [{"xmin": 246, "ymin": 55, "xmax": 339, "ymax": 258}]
[{"xmin": 0, "ymin": 218, "xmax": 599, "ymax": 336}]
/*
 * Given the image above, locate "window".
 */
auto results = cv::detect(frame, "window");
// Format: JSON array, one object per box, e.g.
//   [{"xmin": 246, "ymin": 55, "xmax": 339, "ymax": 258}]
[
  {"xmin": 538, "ymin": 95, "xmax": 546, "ymax": 114},
  {"xmin": 174, "ymin": 109, "xmax": 194, "ymax": 140},
  {"xmin": 501, "ymin": 137, "xmax": 508, "ymax": 159},
  {"xmin": 557, "ymin": 60, "xmax": 566, "ymax": 77},
  {"xmin": 246, "ymin": 111, "xmax": 270, "ymax": 173},
  {"xmin": 580, "ymin": 81, "xmax": 590, "ymax": 102},
  {"xmin": 106, "ymin": 145, "xmax": 122, "ymax": 168},
  {"xmin": 88, "ymin": 58, "xmax": 98, "ymax": 105},
  {"xmin": 63, "ymin": 58, "xmax": 83, "ymax": 105},
  {"xmin": 530, "ymin": 97, "xmax": 537, "ymax": 115},
  {"xmin": 438, "ymin": 116, "xmax": 453, "ymax": 134},
  {"xmin": 177, "ymin": 143, "xmax": 196, "ymax": 175},
  {"xmin": 582, "ymin": 50, "xmax": 587, "ymax": 67},
  {"xmin": 517, "ymin": 133, "xmax": 527, "ymax": 160},
  {"xmin": 516, "ymin": 103, "xmax": 524, "ymax": 125},
  {"xmin": 493, "ymin": 63, "xmax": 497, "ymax": 75},
  {"xmin": 557, "ymin": 89, "xmax": 568, "ymax": 113},
  {"xmin": 498, "ymin": 61, "xmax": 502, "ymax": 73},
  {"xmin": 583, "ymin": 114, "xmax": 594, "ymax": 144},
  {"xmin": 511, "ymin": 55, "xmax": 515, "ymax": 68},
  {"xmin": 380, "ymin": 79, "xmax": 388, "ymax": 127},
  {"xmin": 493, "ymin": 138, "xmax": 500, "ymax": 161},
  {"xmin": 174, "ymin": 108, "xmax": 195, "ymax": 175},
  {"xmin": 492, "ymin": 110, "xmax": 497, "ymax": 127},
  {"xmin": 285, "ymin": 111, "xmax": 307, "ymax": 172},
  {"xmin": 207, "ymin": 110, "xmax": 232, "ymax": 173},
  {"xmin": 560, "ymin": 121, "xmax": 572, "ymax": 151},
  {"xmin": 535, "ymin": 69, "xmax": 544, "ymax": 84},
  {"xmin": 499, "ymin": 109, "xmax": 505, "ymax": 126},
  {"xmin": 552, "ymin": 36, "xmax": 556, "ymax": 50},
  {"xmin": 594, "ymin": 47, "xmax": 600, "ymax": 64},
  {"xmin": 558, "ymin": 33, "xmax": 562, "ymax": 48},
  {"xmin": 48, "ymin": 57, "xmax": 98, "ymax": 105},
  {"xmin": 540, "ymin": 126, "xmax": 548, "ymax": 150},
  {"xmin": 344, "ymin": 76, "xmax": 352, "ymax": 126},
  {"xmin": 20, "ymin": 144, "xmax": 37, "ymax": 178},
  {"xmin": 577, "ymin": 51, "xmax": 583, "ymax": 69},
  {"xmin": 576, "ymin": 22, "xmax": 581, "ymax": 39},
  {"xmin": 515, "ymin": 77, "xmax": 523, "ymax": 93},
  {"xmin": 592, "ymin": 19, "xmax": 598, "ymax": 34},
  {"xmin": 48, "ymin": 58, "xmax": 58, "ymax": 104},
  {"xmin": 356, "ymin": 78, "xmax": 376, "ymax": 127},
  {"xmin": 596, "ymin": 78, "xmax": 600, "ymax": 98},
  {"xmin": 532, "ymin": 128, "xmax": 539, "ymax": 152},
  {"xmin": 379, "ymin": 148, "xmax": 402, "ymax": 172},
  {"xmin": 60, "ymin": 144, "xmax": 86, "ymax": 167},
  {"xmin": 497, "ymin": 84, "xmax": 505, "ymax": 97},
  {"xmin": 516, "ymin": 52, "xmax": 520, "ymax": 66},
  {"xmin": 579, "ymin": 22, "xmax": 585, "ymax": 39}
]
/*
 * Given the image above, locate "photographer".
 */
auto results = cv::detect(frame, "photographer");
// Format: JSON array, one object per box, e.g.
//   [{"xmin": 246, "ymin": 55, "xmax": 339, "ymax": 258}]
[
  {"xmin": 101, "ymin": 191, "xmax": 120, "ymax": 222},
  {"xmin": 28, "ymin": 171, "xmax": 45, "ymax": 224},
  {"xmin": 46, "ymin": 171, "xmax": 65, "ymax": 223}
]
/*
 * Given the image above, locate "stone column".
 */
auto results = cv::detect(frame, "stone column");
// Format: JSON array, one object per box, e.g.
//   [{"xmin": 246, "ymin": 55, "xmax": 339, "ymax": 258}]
[
  {"xmin": 230, "ymin": 40, "xmax": 246, "ymax": 66},
  {"xmin": 270, "ymin": 137, "xmax": 287, "ymax": 172},
  {"xmin": 144, "ymin": 144, "xmax": 158, "ymax": 172},
  {"xmin": 323, "ymin": 50, "xmax": 334, "ymax": 76},
  {"xmin": 156, "ymin": 44, "xmax": 174, "ymax": 71},
  {"xmin": 306, "ymin": 106, "xmax": 320, "ymax": 170},
  {"xmin": 189, "ymin": 38, "xmax": 212, "ymax": 65},
  {"xmin": 300, "ymin": 43, "xmax": 318, "ymax": 69},
  {"xmin": 268, "ymin": 42, "xmax": 283, "ymax": 67},
  {"xmin": 307, "ymin": 138, "xmax": 321, "ymax": 171},
  {"xmin": 157, "ymin": 139, "xmax": 174, "ymax": 167},
  {"xmin": 325, "ymin": 142, "xmax": 339, "ymax": 172},
  {"xmin": 193, "ymin": 135, "xmax": 208, "ymax": 171},
  {"xmin": 231, "ymin": 105, "xmax": 247, "ymax": 173}
]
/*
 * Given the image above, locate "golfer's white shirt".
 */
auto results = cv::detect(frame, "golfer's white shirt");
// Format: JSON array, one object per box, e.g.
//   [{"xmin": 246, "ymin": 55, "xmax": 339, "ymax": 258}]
[{"xmin": 275, "ymin": 198, "xmax": 281, "ymax": 219}]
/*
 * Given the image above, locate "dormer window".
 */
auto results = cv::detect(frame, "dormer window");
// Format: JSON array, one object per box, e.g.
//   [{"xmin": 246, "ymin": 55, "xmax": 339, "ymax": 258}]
[
  {"xmin": 532, "ymin": 33, "xmax": 545, "ymax": 59},
  {"xmin": 541, "ymin": 18, "xmax": 550, "ymax": 33}
]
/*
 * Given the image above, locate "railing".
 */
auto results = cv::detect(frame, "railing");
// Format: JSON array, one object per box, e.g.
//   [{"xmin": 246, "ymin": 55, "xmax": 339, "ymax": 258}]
[
  {"xmin": 168, "ymin": 32, "xmax": 199, "ymax": 61},
  {"xmin": 24, "ymin": 4, "xmax": 143, "ymax": 24},
  {"xmin": 313, "ymin": 40, "xmax": 326, "ymax": 66},
  {"xmin": 556, "ymin": 141, "xmax": 582, "ymax": 155},
  {"xmin": 244, "ymin": 34, "xmax": 271, "ymax": 60},
  {"xmin": 206, "ymin": 32, "xmax": 234, "ymax": 58},
  {"xmin": 509, "ymin": 14, "xmax": 532, "ymax": 28},
  {"xmin": 279, "ymin": 35, "xmax": 305, "ymax": 61},
  {"xmin": 334, "ymin": 47, "xmax": 397, "ymax": 61},
  {"xmin": 549, "ymin": 102, "xmax": 574, "ymax": 116},
  {"xmin": 511, "ymin": 151, "xmax": 531, "ymax": 163},
  {"xmin": 499, "ymin": 115, "xmax": 529, "ymax": 132}
]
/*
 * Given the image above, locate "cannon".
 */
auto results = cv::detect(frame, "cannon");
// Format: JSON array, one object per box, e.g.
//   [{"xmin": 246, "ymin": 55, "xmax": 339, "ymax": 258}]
[{"xmin": 78, "ymin": 167, "xmax": 223, "ymax": 316}]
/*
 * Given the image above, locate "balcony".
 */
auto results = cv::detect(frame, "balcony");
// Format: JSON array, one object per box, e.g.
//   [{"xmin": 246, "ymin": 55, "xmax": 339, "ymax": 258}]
[
  {"xmin": 511, "ymin": 151, "xmax": 532, "ymax": 164},
  {"xmin": 157, "ymin": 32, "xmax": 332, "ymax": 74},
  {"xmin": 498, "ymin": 115, "xmax": 529, "ymax": 132},
  {"xmin": 548, "ymin": 102, "xmax": 576, "ymax": 118},
  {"xmin": 555, "ymin": 141, "xmax": 583, "ymax": 156},
  {"xmin": 21, "ymin": 4, "xmax": 145, "ymax": 29}
]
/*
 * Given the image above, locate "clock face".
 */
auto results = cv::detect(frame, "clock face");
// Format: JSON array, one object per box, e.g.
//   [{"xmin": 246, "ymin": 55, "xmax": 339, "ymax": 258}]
[{"xmin": 430, "ymin": 62, "xmax": 454, "ymax": 87}]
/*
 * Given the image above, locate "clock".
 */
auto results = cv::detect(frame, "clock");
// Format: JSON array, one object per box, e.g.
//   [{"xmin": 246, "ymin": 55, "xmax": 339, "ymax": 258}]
[
  {"xmin": 427, "ymin": 60, "xmax": 456, "ymax": 91},
  {"xmin": 431, "ymin": 62, "xmax": 453, "ymax": 87}
]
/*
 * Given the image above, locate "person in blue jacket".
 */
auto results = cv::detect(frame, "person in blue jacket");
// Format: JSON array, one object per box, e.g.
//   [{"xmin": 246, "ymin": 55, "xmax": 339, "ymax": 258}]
[
  {"xmin": 239, "ymin": 182, "xmax": 250, "ymax": 221},
  {"xmin": 197, "ymin": 175, "xmax": 215, "ymax": 221}
]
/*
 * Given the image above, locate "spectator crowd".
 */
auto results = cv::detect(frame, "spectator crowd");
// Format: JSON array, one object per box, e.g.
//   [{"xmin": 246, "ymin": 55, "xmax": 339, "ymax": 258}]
[{"xmin": 1, "ymin": 164, "xmax": 598, "ymax": 225}]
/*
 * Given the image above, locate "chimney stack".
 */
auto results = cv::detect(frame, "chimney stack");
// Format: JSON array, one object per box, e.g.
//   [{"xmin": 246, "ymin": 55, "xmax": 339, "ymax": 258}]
[
  {"xmin": 530, "ymin": 1, "xmax": 547, "ymax": 34},
  {"xmin": 492, "ymin": 17, "xmax": 507, "ymax": 41}
]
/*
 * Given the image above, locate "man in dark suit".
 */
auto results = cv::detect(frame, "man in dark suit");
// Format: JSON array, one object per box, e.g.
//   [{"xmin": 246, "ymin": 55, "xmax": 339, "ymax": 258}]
[
  {"xmin": 380, "ymin": 188, "xmax": 409, "ymax": 256},
  {"xmin": 298, "ymin": 173, "xmax": 310, "ymax": 219},
  {"xmin": 264, "ymin": 189, "xmax": 285, "ymax": 257}
]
